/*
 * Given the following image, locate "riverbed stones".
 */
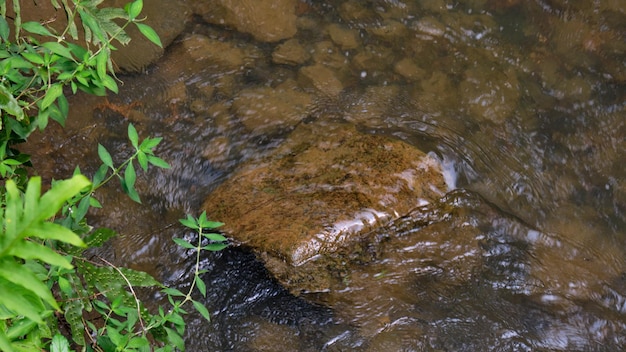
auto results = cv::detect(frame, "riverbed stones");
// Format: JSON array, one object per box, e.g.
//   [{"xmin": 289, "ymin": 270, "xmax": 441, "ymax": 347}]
[
  {"xmin": 272, "ymin": 39, "xmax": 310, "ymax": 65},
  {"xmin": 109, "ymin": 0, "xmax": 189, "ymax": 72},
  {"xmin": 344, "ymin": 85, "xmax": 401, "ymax": 128},
  {"xmin": 298, "ymin": 64, "xmax": 344, "ymax": 98},
  {"xmin": 459, "ymin": 66, "xmax": 520, "ymax": 123},
  {"xmin": 194, "ymin": 0, "xmax": 298, "ymax": 42},
  {"xmin": 203, "ymin": 121, "xmax": 447, "ymax": 294},
  {"xmin": 181, "ymin": 34, "xmax": 247, "ymax": 72},
  {"xmin": 327, "ymin": 24, "xmax": 360, "ymax": 50},
  {"xmin": 394, "ymin": 58, "xmax": 426, "ymax": 80},
  {"xmin": 232, "ymin": 86, "xmax": 313, "ymax": 134}
]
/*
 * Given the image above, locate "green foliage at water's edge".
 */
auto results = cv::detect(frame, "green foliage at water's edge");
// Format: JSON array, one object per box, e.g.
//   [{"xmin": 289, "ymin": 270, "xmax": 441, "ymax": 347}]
[{"xmin": 0, "ymin": 1, "xmax": 227, "ymax": 351}]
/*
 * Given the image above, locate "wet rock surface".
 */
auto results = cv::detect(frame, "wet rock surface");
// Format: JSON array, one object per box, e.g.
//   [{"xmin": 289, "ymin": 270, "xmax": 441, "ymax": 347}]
[
  {"xmin": 192, "ymin": 0, "xmax": 298, "ymax": 42},
  {"xmin": 232, "ymin": 85, "xmax": 313, "ymax": 135},
  {"xmin": 204, "ymin": 121, "xmax": 447, "ymax": 294}
]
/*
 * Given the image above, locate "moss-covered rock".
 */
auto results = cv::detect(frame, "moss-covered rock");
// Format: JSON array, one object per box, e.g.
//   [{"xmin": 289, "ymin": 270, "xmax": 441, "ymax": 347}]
[{"xmin": 203, "ymin": 121, "xmax": 447, "ymax": 294}]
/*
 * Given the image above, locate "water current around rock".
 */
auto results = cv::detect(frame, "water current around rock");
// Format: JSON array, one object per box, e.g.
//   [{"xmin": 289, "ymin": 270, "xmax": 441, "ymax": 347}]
[{"xmin": 25, "ymin": 0, "xmax": 625, "ymax": 350}]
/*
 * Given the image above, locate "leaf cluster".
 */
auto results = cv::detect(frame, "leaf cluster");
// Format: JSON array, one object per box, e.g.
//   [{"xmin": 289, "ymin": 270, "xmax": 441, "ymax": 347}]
[
  {"xmin": 0, "ymin": 1, "xmax": 226, "ymax": 351},
  {"xmin": 95, "ymin": 123, "xmax": 169, "ymax": 203},
  {"xmin": 0, "ymin": 126, "xmax": 188, "ymax": 351},
  {"xmin": 0, "ymin": 0, "xmax": 162, "ymax": 191},
  {"xmin": 171, "ymin": 212, "xmax": 228, "ymax": 322}
]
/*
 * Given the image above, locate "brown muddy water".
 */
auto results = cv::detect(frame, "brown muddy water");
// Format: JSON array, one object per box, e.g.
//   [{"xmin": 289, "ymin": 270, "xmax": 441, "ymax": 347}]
[{"xmin": 25, "ymin": 0, "xmax": 625, "ymax": 351}]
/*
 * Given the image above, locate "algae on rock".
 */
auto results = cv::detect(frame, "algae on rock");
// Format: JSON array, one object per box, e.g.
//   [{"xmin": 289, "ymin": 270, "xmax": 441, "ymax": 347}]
[{"xmin": 204, "ymin": 121, "xmax": 447, "ymax": 294}]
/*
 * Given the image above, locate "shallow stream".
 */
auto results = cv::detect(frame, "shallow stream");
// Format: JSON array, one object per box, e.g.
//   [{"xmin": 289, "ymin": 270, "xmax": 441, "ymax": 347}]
[{"xmin": 27, "ymin": 0, "xmax": 625, "ymax": 350}]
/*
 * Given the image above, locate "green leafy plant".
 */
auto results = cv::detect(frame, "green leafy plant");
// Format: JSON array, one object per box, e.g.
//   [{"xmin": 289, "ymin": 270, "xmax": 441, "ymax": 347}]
[
  {"xmin": 0, "ymin": 0, "xmax": 162, "ymax": 189},
  {"xmin": 0, "ymin": 1, "xmax": 227, "ymax": 351},
  {"xmin": 0, "ymin": 174, "xmax": 89, "ymax": 351},
  {"xmin": 170, "ymin": 212, "xmax": 228, "ymax": 322},
  {"xmin": 0, "ymin": 118, "xmax": 228, "ymax": 351}
]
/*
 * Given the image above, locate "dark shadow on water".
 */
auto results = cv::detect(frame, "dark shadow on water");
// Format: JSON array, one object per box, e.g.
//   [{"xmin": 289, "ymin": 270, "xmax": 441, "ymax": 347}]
[{"xmin": 180, "ymin": 247, "xmax": 357, "ymax": 351}]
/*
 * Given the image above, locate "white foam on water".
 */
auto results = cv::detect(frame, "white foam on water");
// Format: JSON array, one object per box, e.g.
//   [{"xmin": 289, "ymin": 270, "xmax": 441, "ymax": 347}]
[{"xmin": 427, "ymin": 152, "xmax": 458, "ymax": 190}]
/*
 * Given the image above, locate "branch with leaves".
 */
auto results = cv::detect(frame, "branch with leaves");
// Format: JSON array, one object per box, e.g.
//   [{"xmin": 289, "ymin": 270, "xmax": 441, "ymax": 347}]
[{"xmin": 0, "ymin": 1, "xmax": 228, "ymax": 351}]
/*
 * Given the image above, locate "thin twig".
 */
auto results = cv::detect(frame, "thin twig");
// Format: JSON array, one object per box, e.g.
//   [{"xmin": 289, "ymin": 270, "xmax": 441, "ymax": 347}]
[{"xmin": 96, "ymin": 255, "xmax": 146, "ymax": 333}]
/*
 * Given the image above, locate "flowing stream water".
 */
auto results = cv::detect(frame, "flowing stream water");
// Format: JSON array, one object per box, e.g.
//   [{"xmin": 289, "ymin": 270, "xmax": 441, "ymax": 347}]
[{"xmin": 26, "ymin": 0, "xmax": 625, "ymax": 350}]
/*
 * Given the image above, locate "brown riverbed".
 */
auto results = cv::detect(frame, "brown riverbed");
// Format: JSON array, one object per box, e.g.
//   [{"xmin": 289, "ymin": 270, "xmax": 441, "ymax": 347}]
[{"xmin": 25, "ymin": 0, "xmax": 626, "ymax": 350}]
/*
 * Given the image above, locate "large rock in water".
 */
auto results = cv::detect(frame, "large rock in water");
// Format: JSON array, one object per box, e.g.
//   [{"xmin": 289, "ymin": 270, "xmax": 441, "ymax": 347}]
[{"xmin": 203, "ymin": 121, "xmax": 448, "ymax": 294}]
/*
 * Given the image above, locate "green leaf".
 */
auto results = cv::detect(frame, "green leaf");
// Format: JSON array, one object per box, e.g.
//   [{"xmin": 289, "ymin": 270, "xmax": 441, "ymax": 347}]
[
  {"xmin": 0, "ymin": 16, "xmax": 9, "ymax": 42},
  {"xmin": 21, "ymin": 52, "xmax": 45, "ymax": 65},
  {"xmin": 83, "ymin": 227, "xmax": 117, "ymax": 248},
  {"xmin": 135, "ymin": 23, "xmax": 162, "ymax": 48},
  {"xmin": 0, "ymin": 279, "xmax": 44, "ymax": 324},
  {"xmin": 4, "ymin": 180, "xmax": 21, "ymax": 241},
  {"xmin": 0, "ymin": 331, "xmax": 13, "ymax": 352},
  {"xmin": 128, "ymin": 123, "xmax": 139, "ymax": 149},
  {"xmin": 101, "ymin": 74, "xmax": 118, "ymax": 93},
  {"xmin": 98, "ymin": 144, "xmax": 114, "ymax": 169},
  {"xmin": 162, "ymin": 288, "xmax": 185, "ymax": 297},
  {"xmin": 89, "ymin": 197, "xmax": 102, "ymax": 208},
  {"xmin": 195, "ymin": 276, "xmax": 207, "ymax": 297},
  {"xmin": 50, "ymin": 334, "xmax": 71, "ymax": 352},
  {"xmin": 4, "ymin": 313, "xmax": 44, "ymax": 340},
  {"xmin": 63, "ymin": 5, "xmax": 79, "ymax": 40},
  {"xmin": 22, "ymin": 21, "xmax": 53, "ymax": 36},
  {"xmin": 127, "ymin": 0, "xmax": 143, "ymax": 20},
  {"xmin": 36, "ymin": 108, "xmax": 51, "ymax": 130},
  {"xmin": 41, "ymin": 83, "xmax": 63, "ymax": 111},
  {"xmin": 63, "ymin": 298, "xmax": 85, "ymax": 346},
  {"xmin": 172, "ymin": 237, "xmax": 195, "ymax": 250},
  {"xmin": 67, "ymin": 42, "xmax": 87, "ymax": 60},
  {"xmin": 117, "ymin": 267, "xmax": 160, "ymax": 287},
  {"xmin": 2, "ymin": 55, "xmax": 33, "ymax": 71},
  {"xmin": 42, "ymin": 42, "xmax": 74, "ymax": 60},
  {"xmin": 58, "ymin": 276, "xmax": 73, "ymax": 296},
  {"xmin": 95, "ymin": 50, "xmax": 108, "ymax": 80},
  {"xmin": 204, "ymin": 233, "xmax": 227, "ymax": 242},
  {"xmin": 0, "ymin": 259, "xmax": 58, "ymax": 310},
  {"xmin": 8, "ymin": 241, "xmax": 74, "ymax": 268},
  {"xmin": 202, "ymin": 243, "xmax": 228, "ymax": 252},
  {"xmin": 0, "ymin": 83, "xmax": 25, "ymax": 120},
  {"xmin": 192, "ymin": 300, "xmax": 211, "ymax": 322},
  {"xmin": 98, "ymin": 7, "xmax": 129, "ymax": 21},
  {"xmin": 93, "ymin": 163, "xmax": 109, "ymax": 186},
  {"xmin": 164, "ymin": 327, "xmax": 184, "ymax": 350},
  {"xmin": 137, "ymin": 151, "xmax": 148, "ymax": 171},
  {"xmin": 49, "ymin": 98, "xmax": 67, "ymax": 127},
  {"xmin": 124, "ymin": 182, "xmax": 141, "ymax": 203},
  {"xmin": 127, "ymin": 336, "xmax": 149, "ymax": 349},
  {"xmin": 57, "ymin": 92, "xmax": 69, "ymax": 119},
  {"xmin": 93, "ymin": 299, "xmax": 110, "ymax": 312},
  {"xmin": 24, "ymin": 174, "xmax": 42, "ymax": 224},
  {"xmin": 78, "ymin": 9, "xmax": 106, "ymax": 45},
  {"xmin": 24, "ymin": 222, "xmax": 85, "ymax": 247},
  {"xmin": 179, "ymin": 215, "xmax": 197, "ymax": 229},
  {"xmin": 147, "ymin": 155, "xmax": 170, "ymax": 169},
  {"xmin": 73, "ymin": 195, "xmax": 91, "ymax": 222},
  {"xmin": 124, "ymin": 162, "xmax": 136, "ymax": 189},
  {"xmin": 37, "ymin": 175, "xmax": 91, "ymax": 222},
  {"xmin": 3, "ymin": 159, "xmax": 26, "ymax": 166},
  {"xmin": 200, "ymin": 217, "xmax": 224, "ymax": 229},
  {"xmin": 139, "ymin": 137, "xmax": 162, "ymax": 150},
  {"xmin": 108, "ymin": 325, "xmax": 126, "ymax": 345}
]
